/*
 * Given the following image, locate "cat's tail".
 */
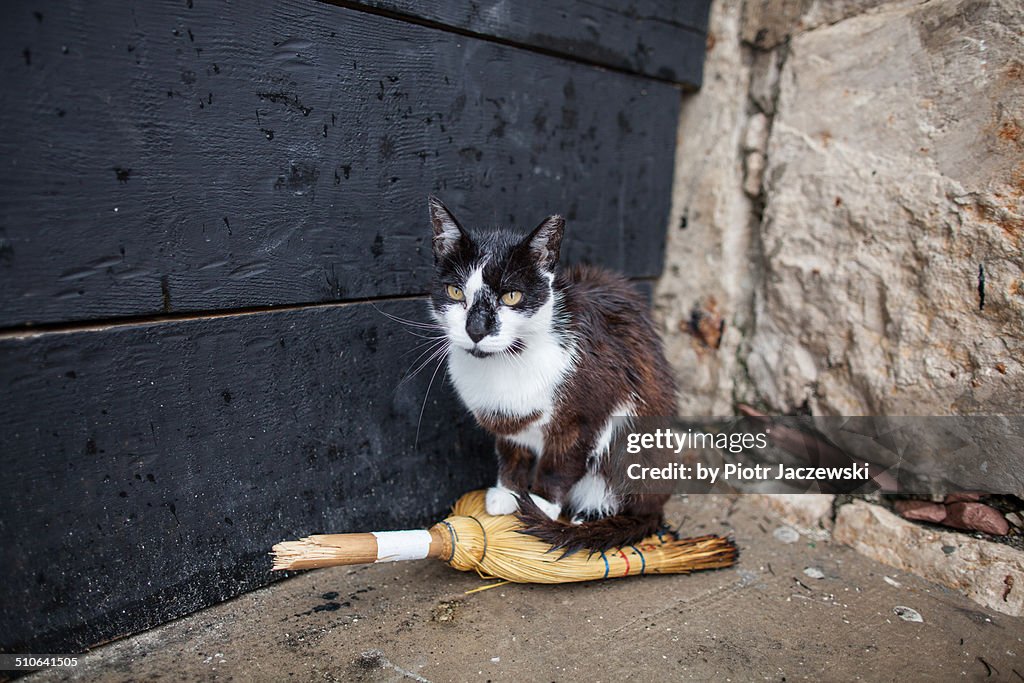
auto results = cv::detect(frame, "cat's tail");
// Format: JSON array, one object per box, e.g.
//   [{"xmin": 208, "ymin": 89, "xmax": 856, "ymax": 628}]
[{"xmin": 513, "ymin": 493, "xmax": 666, "ymax": 556}]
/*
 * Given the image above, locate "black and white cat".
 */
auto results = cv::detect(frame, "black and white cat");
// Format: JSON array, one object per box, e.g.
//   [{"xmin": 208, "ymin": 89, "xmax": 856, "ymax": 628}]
[{"xmin": 427, "ymin": 197, "xmax": 677, "ymax": 553}]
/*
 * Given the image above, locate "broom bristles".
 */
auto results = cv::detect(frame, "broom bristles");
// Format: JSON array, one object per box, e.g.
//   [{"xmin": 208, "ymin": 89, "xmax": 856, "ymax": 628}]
[
  {"xmin": 441, "ymin": 490, "xmax": 737, "ymax": 583},
  {"xmin": 272, "ymin": 538, "xmax": 348, "ymax": 571}
]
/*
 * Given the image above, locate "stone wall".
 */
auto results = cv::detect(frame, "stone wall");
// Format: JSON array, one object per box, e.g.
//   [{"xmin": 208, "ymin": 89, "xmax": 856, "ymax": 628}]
[{"xmin": 656, "ymin": 0, "xmax": 1023, "ymax": 419}]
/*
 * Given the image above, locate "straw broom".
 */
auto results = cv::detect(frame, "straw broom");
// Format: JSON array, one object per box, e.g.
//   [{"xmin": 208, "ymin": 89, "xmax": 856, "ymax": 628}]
[{"xmin": 272, "ymin": 490, "xmax": 737, "ymax": 584}]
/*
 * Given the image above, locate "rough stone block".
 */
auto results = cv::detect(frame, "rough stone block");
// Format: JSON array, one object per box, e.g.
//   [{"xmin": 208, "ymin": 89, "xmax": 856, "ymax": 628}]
[
  {"xmin": 752, "ymin": 493, "xmax": 835, "ymax": 530},
  {"xmin": 746, "ymin": 0, "xmax": 1023, "ymax": 430},
  {"xmin": 741, "ymin": 0, "xmax": 902, "ymax": 50},
  {"xmin": 834, "ymin": 500, "xmax": 1024, "ymax": 616},
  {"xmin": 654, "ymin": 0, "xmax": 754, "ymax": 416}
]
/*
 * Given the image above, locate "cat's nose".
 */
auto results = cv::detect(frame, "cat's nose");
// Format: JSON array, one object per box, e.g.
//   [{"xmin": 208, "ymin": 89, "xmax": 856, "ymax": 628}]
[
  {"xmin": 466, "ymin": 318, "xmax": 489, "ymax": 343},
  {"xmin": 466, "ymin": 301, "xmax": 496, "ymax": 343}
]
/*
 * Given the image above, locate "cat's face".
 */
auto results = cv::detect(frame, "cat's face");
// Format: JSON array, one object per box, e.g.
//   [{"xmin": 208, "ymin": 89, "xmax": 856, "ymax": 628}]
[{"xmin": 428, "ymin": 197, "xmax": 564, "ymax": 358}]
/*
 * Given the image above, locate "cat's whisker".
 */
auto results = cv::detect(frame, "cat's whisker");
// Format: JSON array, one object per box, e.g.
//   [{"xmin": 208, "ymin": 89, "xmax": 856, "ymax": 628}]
[
  {"xmin": 419, "ymin": 341, "xmax": 452, "ymax": 377},
  {"xmin": 372, "ymin": 305, "xmax": 446, "ymax": 331},
  {"xmin": 401, "ymin": 339, "xmax": 447, "ymax": 378},
  {"xmin": 400, "ymin": 329, "xmax": 449, "ymax": 341},
  {"xmin": 386, "ymin": 317, "xmax": 445, "ymax": 333},
  {"xmin": 397, "ymin": 336, "xmax": 453, "ymax": 391},
  {"xmin": 396, "ymin": 338, "xmax": 450, "ymax": 391},
  {"xmin": 393, "ymin": 318, "xmax": 445, "ymax": 331},
  {"xmin": 400, "ymin": 336, "xmax": 449, "ymax": 358},
  {"xmin": 414, "ymin": 345, "xmax": 450, "ymax": 450},
  {"xmin": 396, "ymin": 344, "xmax": 444, "ymax": 375}
]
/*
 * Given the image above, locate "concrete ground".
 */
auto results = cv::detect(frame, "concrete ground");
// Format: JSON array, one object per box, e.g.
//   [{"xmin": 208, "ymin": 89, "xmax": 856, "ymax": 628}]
[{"xmin": 31, "ymin": 495, "xmax": 1024, "ymax": 682}]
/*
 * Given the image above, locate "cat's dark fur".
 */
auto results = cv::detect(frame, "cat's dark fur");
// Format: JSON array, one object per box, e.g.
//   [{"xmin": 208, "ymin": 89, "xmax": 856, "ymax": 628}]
[{"xmin": 428, "ymin": 197, "xmax": 676, "ymax": 554}]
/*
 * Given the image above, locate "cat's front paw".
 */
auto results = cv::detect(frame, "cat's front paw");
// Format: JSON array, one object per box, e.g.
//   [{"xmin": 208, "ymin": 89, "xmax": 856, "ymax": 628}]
[
  {"xmin": 529, "ymin": 493, "xmax": 562, "ymax": 521},
  {"xmin": 485, "ymin": 485, "xmax": 519, "ymax": 516}
]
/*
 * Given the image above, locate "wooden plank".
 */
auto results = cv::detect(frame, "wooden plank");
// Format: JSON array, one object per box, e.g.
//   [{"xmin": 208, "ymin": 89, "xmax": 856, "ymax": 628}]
[
  {"xmin": 0, "ymin": 0, "xmax": 679, "ymax": 328},
  {"xmin": 0, "ymin": 299, "xmax": 494, "ymax": 653},
  {"xmin": 334, "ymin": 0, "xmax": 712, "ymax": 86}
]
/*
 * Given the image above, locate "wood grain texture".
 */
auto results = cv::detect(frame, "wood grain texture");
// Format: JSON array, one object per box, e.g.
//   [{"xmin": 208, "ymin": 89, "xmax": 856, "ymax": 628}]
[
  {"xmin": 0, "ymin": 0, "xmax": 692, "ymax": 655},
  {"xmin": 0, "ymin": 0, "xmax": 679, "ymax": 328},
  {"xmin": 335, "ymin": 0, "xmax": 712, "ymax": 86},
  {"xmin": 0, "ymin": 299, "xmax": 493, "ymax": 653}
]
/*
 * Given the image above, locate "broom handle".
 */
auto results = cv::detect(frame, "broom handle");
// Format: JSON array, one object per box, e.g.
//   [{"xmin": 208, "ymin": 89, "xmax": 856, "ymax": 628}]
[{"xmin": 272, "ymin": 526, "xmax": 453, "ymax": 570}]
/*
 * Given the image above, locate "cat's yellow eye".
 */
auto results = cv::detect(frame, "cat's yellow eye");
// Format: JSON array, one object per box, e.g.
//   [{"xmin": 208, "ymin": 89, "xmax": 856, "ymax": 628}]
[
  {"xmin": 446, "ymin": 285, "xmax": 465, "ymax": 301},
  {"xmin": 501, "ymin": 291, "xmax": 523, "ymax": 306}
]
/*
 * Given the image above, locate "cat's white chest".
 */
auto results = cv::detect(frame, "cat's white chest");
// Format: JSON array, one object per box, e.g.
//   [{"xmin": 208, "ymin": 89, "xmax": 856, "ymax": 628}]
[{"xmin": 446, "ymin": 336, "xmax": 573, "ymax": 438}]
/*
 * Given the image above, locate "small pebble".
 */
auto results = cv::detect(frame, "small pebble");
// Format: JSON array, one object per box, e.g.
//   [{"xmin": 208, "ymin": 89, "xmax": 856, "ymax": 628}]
[
  {"xmin": 491, "ymin": 657, "xmax": 500, "ymax": 663},
  {"xmin": 736, "ymin": 569, "xmax": 760, "ymax": 587},
  {"xmin": 883, "ymin": 576, "xmax": 901, "ymax": 588},
  {"xmin": 893, "ymin": 606, "xmax": 923, "ymax": 623},
  {"xmin": 803, "ymin": 567, "xmax": 825, "ymax": 580},
  {"xmin": 773, "ymin": 526, "xmax": 800, "ymax": 544}
]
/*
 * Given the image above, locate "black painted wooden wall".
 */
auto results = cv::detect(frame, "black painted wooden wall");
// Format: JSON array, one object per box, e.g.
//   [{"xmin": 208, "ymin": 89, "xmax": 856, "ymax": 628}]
[{"xmin": 0, "ymin": 0, "xmax": 710, "ymax": 654}]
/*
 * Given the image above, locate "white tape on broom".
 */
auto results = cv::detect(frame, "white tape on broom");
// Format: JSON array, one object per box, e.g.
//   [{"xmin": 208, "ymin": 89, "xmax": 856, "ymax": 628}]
[{"xmin": 372, "ymin": 530, "xmax": 432, "ymax": 562}]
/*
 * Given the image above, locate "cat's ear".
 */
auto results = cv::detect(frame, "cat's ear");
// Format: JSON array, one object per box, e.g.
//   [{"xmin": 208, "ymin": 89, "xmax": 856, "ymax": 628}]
[
  {"xmin": 428, "ymin": 196, "xmax": 469, "ymax": 260},
  {"xmin": 525, "ymin": 215, "xmax": 564, "ymax": 272}
]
